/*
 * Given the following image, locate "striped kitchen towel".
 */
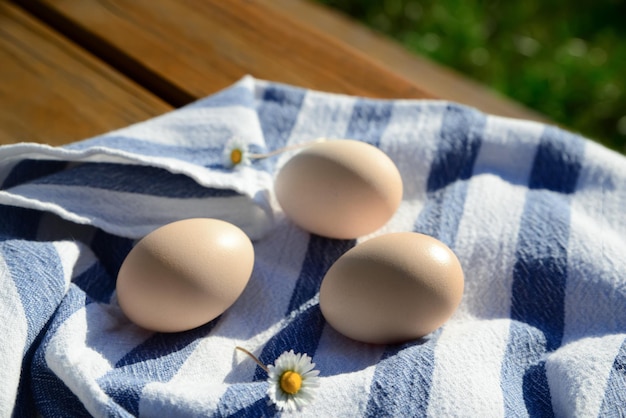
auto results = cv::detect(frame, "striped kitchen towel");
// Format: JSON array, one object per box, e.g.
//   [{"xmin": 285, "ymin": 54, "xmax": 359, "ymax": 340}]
[{"xmin": 1, "ymin": 75, "xmax": 625, "ymax": 417}]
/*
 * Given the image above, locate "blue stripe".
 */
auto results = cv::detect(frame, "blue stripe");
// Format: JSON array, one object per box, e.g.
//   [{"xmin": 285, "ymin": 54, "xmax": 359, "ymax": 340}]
[
  {"xmin": 2, "ymin": 240, "xmax": 65, "ymax": 417},
  {"xmin": 257, "ymin": 84, "xmax": 306, "ymax": 157},
  {"xmin": 98, "ymin": 321, "xmax": 218, "ymax": 416},
  {"xmin": 510, "ymin": 192, "xmax": 571, "ymax": 352},
  {"xmin": 253, "ymin": 306, "xmax": 327, "ymax": 382},
  {"xmin": 114, "ymin": 324, "xmax": 215, "ymax": 369},
  {"xmin": 286, "ymin": 235, "xmax": 355, "ymax": 313},
  {"xmin": 73, "ymin": 262, "xmax": 117, "ymax": 304},
  {"xmin": 523, "ymin": 361, "xmax": 553, "ymax": 417},
  {"xmin": 365, "ymin": 334, "xmax": 441, "ymax": 417},
  {"xmin": 2, "ymin": 159, "xmax": 67, "ymax": 189},
  {"xmin": 32, "ymin": 285, "xmax": 89, "ymax": 351},
  {"xmin": 215, "ymin": 306, "xmax": 326, "ymax": 415},
  {"xmin": 501, "ymin": 321, "xmax": 554, "ymax": 417},
  {"xmin": 2, "ymin": 241, "xmax": 65, "ymax": 348},
  {"xmin": 30, "ymin": 163, "xmax": 240, "ymax": 198},
  {"xmin": 503, "ymin": 127, "xmax": 583, "ymax": 416},
  {"xmin": 215, "ymin": 383, "xmax": 271, "ymax": 417},
  {"xmin": 414, "ymin": 182, "xmax": 470, "ymax": 248},
  {"xmin": 0, "ymin": 204, "xmax": 42, "ymax": 240},
  {"xmin": 599, "ymin": 337, "xmax": 626, "ymax": 416},
  {"xmin": 528, "ymin": 127, "xmax": 585, "ymax": 193},
  {"xmin": 31, "ymin": 286, "xmax": 92, "ymax": 417},
  {"xmin": 509, "ymin": 128, "xmax": 583, "ymax": 349},
  {"xmin": 344, "ymin": 100, "xmax": 393, "ymax": 147},
  {"xmin": 31, "ymin": 366, "xmax": 92, "ymax": 418},
  {"xmin": 89, "ymin": 229, "xmax": 134, "ymax": 280},
  {"xmin": 427, "ymin": 104, "xmax": 484, "ymax": 192},
  {"xmin": 414, "ymin": 104, "xmax": 484, "ymax": 246}
]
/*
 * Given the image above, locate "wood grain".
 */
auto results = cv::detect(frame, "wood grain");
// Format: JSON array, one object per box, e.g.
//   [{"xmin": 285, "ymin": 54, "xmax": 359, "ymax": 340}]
[
  {"xmin": 15, "ymin": 0, "xmax": 435, "ymax": 103},
  {"xmin": 263, "ymin": 0, "xmax": 549, "ymax": 123},
  {"xmin": 0, "ymin": 1, "xmax": 171, "ymax": 146}
]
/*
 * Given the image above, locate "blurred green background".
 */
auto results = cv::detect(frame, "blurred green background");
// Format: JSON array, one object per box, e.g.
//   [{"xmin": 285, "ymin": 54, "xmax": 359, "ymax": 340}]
[{"xmin": 316, "ymin": 0, "xmax": 626, "ymax": 154}]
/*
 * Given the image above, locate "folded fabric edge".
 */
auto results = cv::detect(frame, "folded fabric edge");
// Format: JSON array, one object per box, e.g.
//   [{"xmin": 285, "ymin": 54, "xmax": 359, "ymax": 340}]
[{"xmin": 0, "ymin": 143, "xmax": 276, "ymax": 241}]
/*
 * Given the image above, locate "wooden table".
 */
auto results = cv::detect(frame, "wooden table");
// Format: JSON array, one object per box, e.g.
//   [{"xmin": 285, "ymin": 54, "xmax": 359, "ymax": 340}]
[{"xmin": 0, "ymin": 0, "xmax": 546, "ymax": 147}]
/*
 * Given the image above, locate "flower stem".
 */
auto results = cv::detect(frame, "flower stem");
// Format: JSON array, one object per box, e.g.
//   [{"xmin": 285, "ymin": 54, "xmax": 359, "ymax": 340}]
[
  {"xmin": 235, "ymin": 346, "xmax": 269, "ymax": 373},
  {"xmin": 249, "ymin": 138, "xmax": 327, "ymax": 160}
]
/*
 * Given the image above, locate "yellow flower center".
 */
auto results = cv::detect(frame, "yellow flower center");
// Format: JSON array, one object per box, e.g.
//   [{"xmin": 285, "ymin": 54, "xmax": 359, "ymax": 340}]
[
  {"xmin": 280, "ymin": 370, "xmax": 303, "ymax": 395},
  {"xmin": 230, "ymin": 148, "xmax": 243, "ymax": 165}
]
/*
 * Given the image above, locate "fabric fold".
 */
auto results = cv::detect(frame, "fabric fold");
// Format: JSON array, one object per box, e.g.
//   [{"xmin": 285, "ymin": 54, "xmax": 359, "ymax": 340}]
[{"xmin": 0, "ymin": 76, "xmax": 275, "ymax": 241}]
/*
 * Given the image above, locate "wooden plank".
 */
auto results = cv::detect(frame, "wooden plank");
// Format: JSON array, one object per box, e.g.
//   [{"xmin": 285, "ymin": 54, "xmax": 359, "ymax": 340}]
[
  {"xmin": 0, "ymin": 1, "xmax": 171, "ymax": 146},
  {"xmin": 14, "ymin": 0, "xmax": 435, "ymax": 103},
  {"xmin": 263, "ymin": 0, "xmax": 549, "ymax": 123}
]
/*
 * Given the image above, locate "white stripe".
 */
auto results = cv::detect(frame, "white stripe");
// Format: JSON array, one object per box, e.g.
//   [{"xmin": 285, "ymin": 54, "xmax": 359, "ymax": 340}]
[
  {"xmin": 45, "ymin": 306, "xmax": 113, "ymax": 417},
  {"xmin": 301, "ymin": 327, "xmax": 385, "ymax": 417},
  {"xmin": 294, "ymin": 90, "xmax": 357, "ymax": 140},
  {"xmin": 237, "ymin": 222, "xmax": 312, "ymax": 331},
  {"xmin": 274, "ymin": 90, "xmax": 356, "ymax": 170},
  {"xmin": 139, "ymin": 381, "xmax": 227, "ymax": 417},
  {"xmin": 45, "ymin": 301, "xmax": 151, "ymax": 417},
  {"xmin": 139, "ymin": 340, "xmax": 234, "ymax": 416},
  {"xmin": 472, "ymin": 116, "xmax": 543, "ymax": 184},
  {"xmin": 427, "ymin": 319, "xmax": 510, "ymax": 417},
  {"xmin": 52, "ymin": 241, "xmax": 96, "ymax": 290},
  {"xmin": 300, "ymin": 371, "xmax": 379, "ymax": 418},
  {"xmin": 564, "ymin": 205, "xmax": 626, "ymax": 341},
  {"xmin": 453, "ymin": 176, "xmax": 527, "ymax": 320},
  {"xmin": 362, "ymin": 103, "xmax": 445, "ymax": 239},
  {"xmin": 564, "ymin": 140, "xmax": 626, "ymax": 343},
  {"xmin": 546, "ymin": 334, "xmax": 625, "ymax": 417},
  {"xmin": 381, "ymin": 103, "xmax": 445, "ymax": 201},
  {"xmin": 453, "ymin": 114, "xmax": 543, "ymax": 320},
  {"xmin": 574, "ymin": 140, "xmax": 626, "ymax": 237},
  {"xmin": 0, "ymin": 253, "xmax": 28, "ymax": 416}
]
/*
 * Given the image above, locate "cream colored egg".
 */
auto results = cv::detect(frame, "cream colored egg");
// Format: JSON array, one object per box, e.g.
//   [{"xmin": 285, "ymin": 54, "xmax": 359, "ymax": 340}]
[
  {"xmin": 116, "ymin": 218, "xmax": 254, "ymax": 332},
  {"xmin": 319, "ymin": 232, "xmax": 464, "ymax": 344},
  {"xmin": 274, "ymin": 139, "xmax": 403, "ymax": 239}
]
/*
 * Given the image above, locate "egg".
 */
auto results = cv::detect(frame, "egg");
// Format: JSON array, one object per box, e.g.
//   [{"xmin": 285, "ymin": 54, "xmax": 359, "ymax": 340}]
[
  {"xmin": 319, "ymin": 232, "xmax": 464, "ymax": 344},
  {"xmin": 274, "ymin": 139, "xmax": 403, "ymax": 239},
  {"xmin": 116, "ymin": 218, "xmax": 254, "ymax": 332}
]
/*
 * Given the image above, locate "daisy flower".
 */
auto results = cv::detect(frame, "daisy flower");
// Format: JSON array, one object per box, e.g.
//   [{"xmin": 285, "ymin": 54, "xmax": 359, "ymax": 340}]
[
  {"xmin": 222, "ymin": 137, "xmax": 329, "ymax": 169},
  {"xmin": 235, "ymin": 347, "xmax": 320, "ymax": 412},
  {"xmin": 266, "ymin": 350, "xmax": 320, "ymax": 412},
  {"xmin": 222, "ymin": 138, "xmax": 251, "ymax": 168}
]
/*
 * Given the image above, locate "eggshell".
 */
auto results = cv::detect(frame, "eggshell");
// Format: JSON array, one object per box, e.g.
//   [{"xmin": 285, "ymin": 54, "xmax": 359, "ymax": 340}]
[
  {"xmin": 319, "ymin": 232, "xmax": 464, "ymax": 344},
  {"xmin": 274, "ymin": 139, "xmax": 402, "ymax": 239},
  {"xmin": 116, "ymin": 218, "xmax": 254, "ymax": 332}
]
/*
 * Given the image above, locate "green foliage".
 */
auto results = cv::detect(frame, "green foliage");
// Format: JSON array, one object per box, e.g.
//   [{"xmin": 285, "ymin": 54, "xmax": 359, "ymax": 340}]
[{"xmin": 317, "ymin": 0, "xmax": 626, "ymax": 153}]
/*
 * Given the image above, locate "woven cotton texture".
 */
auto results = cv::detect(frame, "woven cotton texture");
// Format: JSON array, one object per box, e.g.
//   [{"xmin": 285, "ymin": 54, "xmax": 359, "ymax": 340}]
[{"xmin": 1, "ymin": 76, "xmax": 625, "ymax": 417}]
